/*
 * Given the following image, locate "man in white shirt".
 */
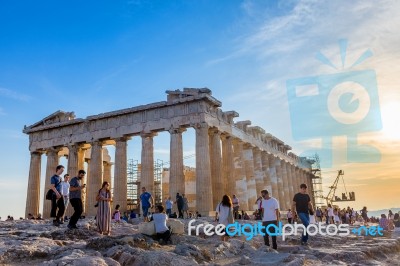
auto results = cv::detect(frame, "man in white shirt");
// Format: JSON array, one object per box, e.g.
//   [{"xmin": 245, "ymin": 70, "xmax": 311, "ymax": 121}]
[
  {"xmin": 261, "ymin": 189, "xmax": 280, "ymax": 250},
  {"xmin": 60, "ymin": 174, "xmax": 70, "ymax": 223}
]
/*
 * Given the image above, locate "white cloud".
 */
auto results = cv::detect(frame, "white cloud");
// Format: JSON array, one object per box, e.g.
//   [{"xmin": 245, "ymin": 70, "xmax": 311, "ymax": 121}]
[{"xmin": 0, "ymin": 87, "xmax": 32, "ymax": 102}]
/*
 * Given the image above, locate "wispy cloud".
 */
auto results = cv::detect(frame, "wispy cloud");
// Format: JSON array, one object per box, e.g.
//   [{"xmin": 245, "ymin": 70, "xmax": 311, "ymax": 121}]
[{"xmin": 0, "ymin": 87, "xmax": 32, "ymax": 102}]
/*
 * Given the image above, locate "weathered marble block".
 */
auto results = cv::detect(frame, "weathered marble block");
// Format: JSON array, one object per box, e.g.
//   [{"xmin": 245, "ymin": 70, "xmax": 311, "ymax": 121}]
[{"xmin": 138, "ymin": 219, "xmax": 184, "ymax": 235}]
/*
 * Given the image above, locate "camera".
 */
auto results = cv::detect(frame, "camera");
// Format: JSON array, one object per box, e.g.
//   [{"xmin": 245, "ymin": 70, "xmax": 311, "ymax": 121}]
[{"xmin": 286, "ymin": 70, "xmax": 382, "ymax": 165}]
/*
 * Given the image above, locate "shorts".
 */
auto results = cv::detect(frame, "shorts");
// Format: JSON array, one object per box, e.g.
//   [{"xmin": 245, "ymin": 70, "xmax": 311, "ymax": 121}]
[{"xmin": 142, "ymin": 206, "xmax": 150, "ymax": 217}]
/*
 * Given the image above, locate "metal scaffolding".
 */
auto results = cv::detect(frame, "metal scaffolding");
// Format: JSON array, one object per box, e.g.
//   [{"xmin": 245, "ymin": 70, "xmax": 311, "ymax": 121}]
[
  {"xmin": 126, "ymin": 158, "xmax": 163, "ymax": 211},
  {"xmin": 310, "ymin": 154, "xmax": 324, "ymax": 207}
]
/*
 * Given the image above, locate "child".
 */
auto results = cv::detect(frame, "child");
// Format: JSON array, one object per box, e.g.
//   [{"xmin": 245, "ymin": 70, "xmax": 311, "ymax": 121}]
[{"xmin": 113, "ymin": 204, "xmax": 121, "ymax": 223}]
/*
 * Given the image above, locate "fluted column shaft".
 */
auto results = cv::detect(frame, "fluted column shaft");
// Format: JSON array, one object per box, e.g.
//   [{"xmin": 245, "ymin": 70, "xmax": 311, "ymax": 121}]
[
  {"xmin": 43, "ymin": 148, "xmax": 60, "ymax": 218},
  {"xmin": 268, "ymin": 154, "xmax": 279, "ymax": 201},
  {"xmin": 25, "ymin": 152, "xmax": 42, "ymax": 218},
  {"xmin": 209, "ymin": 129, "xmax": 223, "ymax": 209},
  {"xmin": 281, "ymin": 160, "xmax": 290, "ymax": 210},
  {"xmin": 195, "ymin": 123, "xmax": 213, "ymax": 215},
  {"xmin": 233, "ymin": 139, "xmax": 248, "ymax": 211},
  {"xmin": 275, "ymin": 158, "xmax": 285, "ymax": 209},
  {"xmin": 67, "ymin": 144, "xmax": 83, "ymax": 178},
  {"xmin": 243, "ymin": 145, "xmax": 257, "ymax": 209},
  {"xmin": 261, "ymin": 152, "xmax": 272, "ymax": 194},
  {"xmin": 114, "ymin": 138, "xmax": 128, "ymax": 211},
  {"xmin": 87, "ymin": 141, "xmax": 103, "ymax": 216},
  {"xmin": 141, "ymin": 133, "xmax": 156, "ymax": 195},
  {"xmin": 221, "ymin": 134, "xmax": 234, "ymax": 197},
  {"xmin": 286, "ymin": 162, "xmax": 294, "ymax": 206},
  {"xmin": 103, "ymin": 162, "xmax": 112, "ymax": 186},
  {"xmin": 169, "ymin": 128, "xmax": 186, "ymax": 200},
  {"xmin": 253, "ymin": 148, "xmax": 264, "ymax": 195}
]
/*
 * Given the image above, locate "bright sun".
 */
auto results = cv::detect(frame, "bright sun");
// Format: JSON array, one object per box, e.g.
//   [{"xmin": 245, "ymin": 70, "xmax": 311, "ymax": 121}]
[{"xmin": 380, "ymin": 101, "xmax": 400, "ymax": 140}]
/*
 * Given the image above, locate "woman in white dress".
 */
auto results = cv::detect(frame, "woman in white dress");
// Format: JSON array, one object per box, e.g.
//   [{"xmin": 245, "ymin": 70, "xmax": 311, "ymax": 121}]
[{"xmin": 215, "ymin": 195, "xmax": 234, "ymax": 242}]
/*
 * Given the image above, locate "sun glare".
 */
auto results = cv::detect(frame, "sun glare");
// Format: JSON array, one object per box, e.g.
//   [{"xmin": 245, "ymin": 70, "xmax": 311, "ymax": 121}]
[{"xmin": 380, "ymin": 101, "xmax": 400, "ymax": 140}]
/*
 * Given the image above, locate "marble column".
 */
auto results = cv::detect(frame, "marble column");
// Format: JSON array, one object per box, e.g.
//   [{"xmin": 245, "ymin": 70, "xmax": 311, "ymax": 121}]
[
  {"xmin": 114, "ymin": 137, "xmax": 128, "ymax": 212},
  {"xmin": 84, "ymin": 159, "xmax": 90, "ymax": 214},
  {"xmin": 25, "ymin": 151, "xmax": 42, "ymax": 218},
  {"xmin": 141, "ymin": 133, "xmax": 157, "ymax": 196},
  {"xmin": 67, "ymin": 144, "xmax": 84, "ymax": 178},
  {"xmin": 243, "ymin": 144, "xmax": 257, "ymax": 210},
  {"xmin": 268, "ymin": 154, "xmax": 279, "ymax": 201},
  {"xmin": 281, "ymin": 159, "xmax": 290, "ymax": 210},
  {"xmin": 275, "ymin": 158, "xmax": 285, "ymax": 210},
  {"xmin": 221, "ymin": 134, "xmax": 234, "ymax": 197},
  {"xmin": 261, "ymin": 152, "xmax": 272, "ymax": 194},
  {"xmin": 253, "ymin": 148, "xmax": 264, "ymax": 195},
  {"xmin": 286, "ymin": 163, "xmax": 294, "ymax": 205},
  {"xmin": 195, "ymin": 123, "xmax": 213, "ymax": 215},
  {"xmin": 169, "ymin": 128, "xmax": 186, "ymax": 200},
  {"xmin": 87, "ymin": 141, "xmax": 103, "ymax": 216},
  {"xmin": 103, "ymin": 161, "xmax": 112, "ymax": 186},
  {"xmin": 233, "ymin": 138, "xmax": 248, "ymax": 211},
  {"xmin": 42, "ymin": 147, "xmax": 60, "ymax": 219},
  {"xmin": 209, "ymin": 128, "xmax": 223, "ymax": 209}
]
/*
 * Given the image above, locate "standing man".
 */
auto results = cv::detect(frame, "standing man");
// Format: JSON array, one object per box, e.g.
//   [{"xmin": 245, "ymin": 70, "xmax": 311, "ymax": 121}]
[
  {"xmin": 50, "ymin": 165, "xmax": 65, "ymax": 226},
  {"xmin": 139, "ymin": 187, "xmax": 154, "ymax": 222},
  {"xmin": 232, "ymin": 194, "xmax": 240, "ymax": 219},
  {"xmin": 68, "ymin": 170, "xmax": 86, "ymax": 229},
  {"xmin": 260, "ymin": 189, "xmax": 280, "ymax": 250},
  {"xmin": 292, "ymin": 183, "xmax": 314, "ymax": 245},
  {"xmin": 165, "ymin": 196, "xmax": 173, "ymax": 217},
  {"xmin": 176, "ymin": 193, "xmax": 184, "ymax": 219},
  {"xmin": 60, "ymin": 174, "xmax": 70, "ymax": 223}
]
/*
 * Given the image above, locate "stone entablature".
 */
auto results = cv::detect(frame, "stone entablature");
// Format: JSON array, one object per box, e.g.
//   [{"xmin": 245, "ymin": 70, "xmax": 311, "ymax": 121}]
[{"xmin": 23, "ymin": 88, "xmax": 310, "ymax": 170}]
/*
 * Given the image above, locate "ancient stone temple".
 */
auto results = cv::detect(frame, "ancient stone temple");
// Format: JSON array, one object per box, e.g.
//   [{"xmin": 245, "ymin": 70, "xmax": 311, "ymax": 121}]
[{"xmin": 23, "ymin": 88, "xmax": 316, "ymax": 218}]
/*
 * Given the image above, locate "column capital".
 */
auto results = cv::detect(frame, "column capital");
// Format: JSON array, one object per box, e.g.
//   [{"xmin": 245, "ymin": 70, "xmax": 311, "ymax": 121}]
[
  {"xmin": 193, "ymin": 122, "xmax": 209, "ymax": 130},
  {"xmin": 243, "ymin": 142, "xmax": 254, "ymax": 150},
  {"xmin": 232, "ymin": 137, "xmax": 243, "ymax": 145},
  {"xmin": 115, "ymin": 136, "xmax": 131, "ymax": 142},
  {"xmin": 220, "ymin": 133, "xmax": 232, "ymax": 141},
  {"xmin": 46, "ymin": 146, "xmax": 62, "ymax": 155},
  {"xmin": 208, "ymin": 127, "xmax": 220, "ymax": 136},
  {"xmin": 141, "ymin": 132, "xmax": 158, "ymax": 138},
  {"xmin": 31, "ymin": 150, "xmax": 44, "ymax": 156},
  {"xmin": 91, "ymin": 140, "xmax": 104, "ymax": 146},
  {"xmin": 168, "ymin": 127, "xmax": 187, "ymax": 134}
]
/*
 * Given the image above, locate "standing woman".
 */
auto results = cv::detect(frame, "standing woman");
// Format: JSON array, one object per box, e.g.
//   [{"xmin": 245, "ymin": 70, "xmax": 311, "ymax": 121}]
[
  {"xmin": 215, "ymin": 195, "xmax": 234, "ymax": 242},
  {"xmin": 96, "ymin": 181, "xmax": 112, "ymax": 235},
  {"xmin": 182, "ymin": 194, "xmax": 189, "ymax": 219}
]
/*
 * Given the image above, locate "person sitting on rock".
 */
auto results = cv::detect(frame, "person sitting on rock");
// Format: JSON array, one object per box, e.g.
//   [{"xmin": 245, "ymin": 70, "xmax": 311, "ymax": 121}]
[
  {"xmin": 151, "ymin": 205, "xmax": 172, "ymax": 245},
  {"xmin": 112, "ymin": 204, "xmax": 121, "ymax": 223},
  {"xmin": 379, "ymin": 214, "xmax": 388, "ymax": 230}
]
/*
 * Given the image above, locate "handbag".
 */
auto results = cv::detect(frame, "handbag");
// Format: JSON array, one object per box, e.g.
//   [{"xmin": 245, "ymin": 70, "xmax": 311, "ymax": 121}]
[
  {"xmin": 45, "ymin": 178, "xmax": 62, "ymax": 200},
  {"xmin": 45, "ymin": 189, "xmax": 54, "ymax": 200}
]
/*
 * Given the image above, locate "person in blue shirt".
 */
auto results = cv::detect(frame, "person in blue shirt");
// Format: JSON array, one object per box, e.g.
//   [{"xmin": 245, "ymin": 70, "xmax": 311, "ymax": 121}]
[
  {"xmin": 139, "ymin": 187, "xmax": 154, "ymax": 222},
  {"xmin": 49, "ymin": 165, "xmax": 65, "ymax": 226}
]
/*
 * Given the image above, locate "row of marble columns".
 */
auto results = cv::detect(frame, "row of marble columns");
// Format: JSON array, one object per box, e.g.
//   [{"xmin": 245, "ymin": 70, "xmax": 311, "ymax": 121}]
[{"xmin": 26, "ymin": 124, "xmax": 315, "ymax": 218}]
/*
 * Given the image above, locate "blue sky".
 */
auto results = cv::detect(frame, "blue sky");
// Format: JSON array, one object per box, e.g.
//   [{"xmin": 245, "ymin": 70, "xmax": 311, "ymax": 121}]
[{"xmin": 1, "ymin": 0, "xmax": 399, "ymax": 218}]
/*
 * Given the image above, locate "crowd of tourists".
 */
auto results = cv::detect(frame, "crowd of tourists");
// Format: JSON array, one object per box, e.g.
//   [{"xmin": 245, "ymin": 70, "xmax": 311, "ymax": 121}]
[{"xmin": 16, "ymin": 164, "xmax": 399, "ymax": 249}]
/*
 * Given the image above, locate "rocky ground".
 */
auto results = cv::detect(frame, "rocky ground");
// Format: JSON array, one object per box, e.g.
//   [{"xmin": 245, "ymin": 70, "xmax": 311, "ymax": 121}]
[{"xmin": 0, "ymin": 217, "xmax": 399, "ymax": 266}]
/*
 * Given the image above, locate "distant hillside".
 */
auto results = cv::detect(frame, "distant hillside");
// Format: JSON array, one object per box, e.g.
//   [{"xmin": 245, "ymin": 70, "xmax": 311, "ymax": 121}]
[{"xmin": 367, "ymin": 208, "xmax": 400, "ymax": 218}]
